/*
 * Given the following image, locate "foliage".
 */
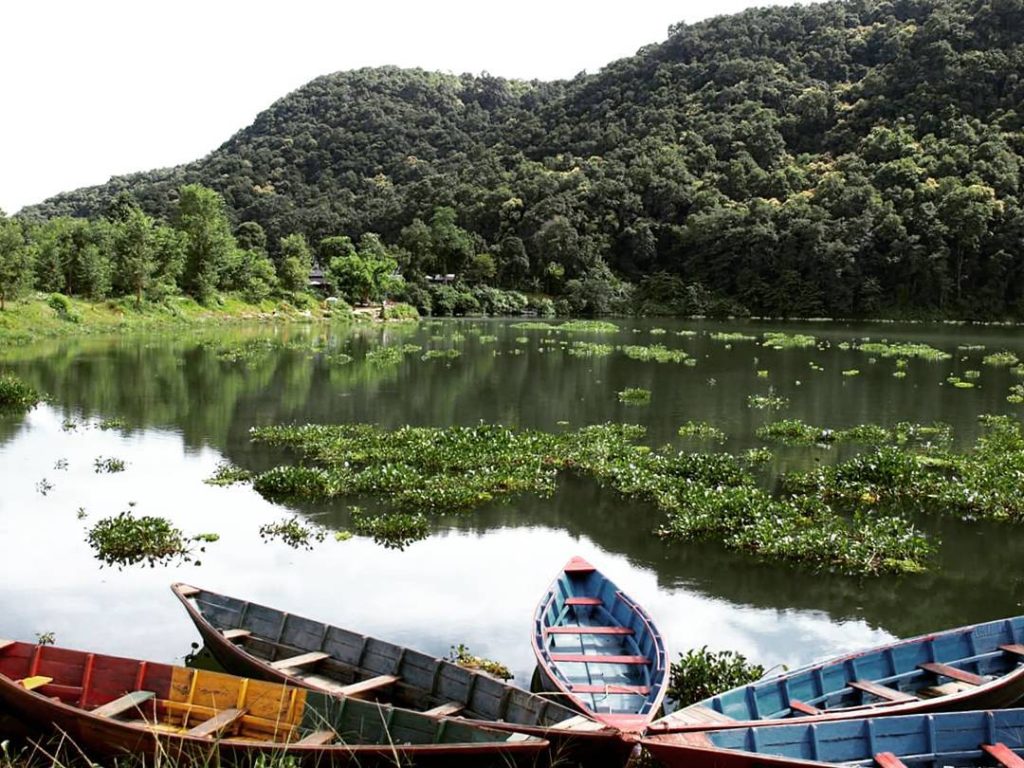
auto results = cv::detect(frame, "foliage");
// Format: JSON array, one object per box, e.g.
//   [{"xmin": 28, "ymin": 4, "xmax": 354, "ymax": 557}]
[
  {"xmin": 93, "ymin": 456, "xmax": 126, "ymax": 473},
  {"xmin": 204, "ymin": 462, "xmax": 253, "ymax": 486},
  {"xmin": 176, "ymin": 184, "xmax": 236, "ymax": 303},
  {"xmin": 747, "ymin": 391, "xmax": 788, "ymax": 409},
  {"xmin": 350, "ymin": 507, "xmax": 429, "ymax": 550},
  {"xmin": 448, "ymin": 643, "xmax": 513, "ymax": 681},
  {"xmin": 762, "ymin": 332, "xmax": 816, "ymax": 349},
  {"xmin": 622, "ymin": 344, "xmax": 688, "ymax": 363},
  {"xmin": 0, "ymin": 214, "xmax": 30, "ymax": 310},
  {"xmin": 258, "ymin": 517, "xmax": 327, "ymax": 549},
  {"xmin": 983, "ymin": 351, "xmax": 1020, "ymax": 366},
  {"xmin": 0, "ymin": 374, "xmax": 40, "ymax": 413},
  {"xmin": 667, "ymin": 646, "xmax": 766, "ymax": 706},
  {"xmin": 618, "ymin": 387, "xmax": 651, "ymax": 404},
  {"xmin": 86, "ymin": 510, "xmax": 205, "ymax": 568},
  {"xmin": 250, "ymin": 422, "xmax": 933, "ymax": 574},
  {"xmin": 381, "ymin": 302, "xmax": 419, "ymax": 321},
  {"xmin": 677, "ymin": 422, "xmax": 727, "ymax": 441}
]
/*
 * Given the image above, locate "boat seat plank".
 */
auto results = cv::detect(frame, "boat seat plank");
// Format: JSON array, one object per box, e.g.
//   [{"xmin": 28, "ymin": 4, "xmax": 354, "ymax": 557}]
[
  {"xmin": 186, "ymin": 707, "xmax": 247, "ymax": 738},
  {"xmin": 551, "ymin": 715, "xmax": 610, "ymax": 732},
  {"xmin": 177, "ymin": 585, "xmax": 201, "ymax": 597},
  {"xmin": 423, "ymin": 702, "xmax": 465, "ymax": 717},
  {"xmin": 918, "ymin": 662, "xmax": 983, "ymax": 686},
  {"xmin": 789, "ymin": 699, "xmax": 823, "ymax": 715},
  {"xmin": 270, "ymin": 651, "xmax": 329, "ymax": 670},
  {"xmin": 338, "ymin": 674, "xmax": 399, "ymax": 698},
  {"xmin": 221, "ymin": 629, "xmax": 251, "ymax": 641},
  {"xmin": 545, "ymin": 626, "xmax": 634, "ymax": 635},
  {"xmin": 570, "ymin": 683, "xmax": 650, "ymax": 695},
  {"xmin": 566, "ymin": 597, "xmax": 603, "ymax": 606},
  {"xmin": 1000, "ymin": 644, "xmax": 1024, "ymax": 657},
  {"xmin": 549, "ymin": 653, "xmax": 648, "ymax": 664},
  {"xmin": 296, "ymin": 730, "xmax": 336, "ymax": 746},
  {"xmin": 875, "ymin": 752, "xmax": 909, "ymax": 768},
  {"xmin": 917, "ymin": 682, "xmax": 973, "ymax": 698},
  {"xmin": 983, "ymin": 743, "xmax": 1024, "ymax": 768},
  {"xmin": 18, "ymin": 676, "xmax": 53, "ymax": 691},
  {"xmin": 295, "ymin": 674, "xmax": 349, "ymax": 695},
  {"xmin": 92, "ymin": 690, "xmax": 155, "ymax": 718},
  {"xmin": 849, "ymin": 680, "xmax": 917, "ymax": 702}
]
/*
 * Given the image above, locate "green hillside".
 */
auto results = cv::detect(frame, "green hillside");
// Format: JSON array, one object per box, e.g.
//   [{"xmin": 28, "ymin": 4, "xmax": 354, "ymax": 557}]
[{"xmin": 20, "ymin": 0, "xmax": 1024, "ymax": 318}]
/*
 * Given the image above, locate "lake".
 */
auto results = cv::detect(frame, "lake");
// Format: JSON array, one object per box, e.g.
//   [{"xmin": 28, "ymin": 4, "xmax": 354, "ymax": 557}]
[{"xmin": 1, "ymin": 317, "xmax": 1022, "ymax": 689}]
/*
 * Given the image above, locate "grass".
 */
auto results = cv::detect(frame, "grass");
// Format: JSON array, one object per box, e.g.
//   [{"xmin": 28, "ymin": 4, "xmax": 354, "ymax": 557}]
[{"xmin": 0, "ymin": 292, "xmax": 330, "ymax": 350}]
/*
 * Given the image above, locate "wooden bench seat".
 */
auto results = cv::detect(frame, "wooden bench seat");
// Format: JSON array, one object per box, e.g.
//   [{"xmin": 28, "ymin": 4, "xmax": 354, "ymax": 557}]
[
  {"xmin": 570, "ymin": 683, "xmax": 650, "ymax": 695},
  {"xmin": 423, "ymin": 702, "xmax": 465, "ymax": 717},
  {"xmin": 338, "ymin": 674, "xmax": 399, "ymax": 698},
  {"xmin": 295, "ymin": 730, "xmax": 336, "ymax": 746},
  {"xmin": 221, "ymin": 629, "xmax": 251, "ymax": 641},
  {"xmin": 17, "ymin": 676, "xmax": 53, "ymax": 691},
  {"xmin": 789, "ymin": 699, "xmax": 823, "ymax": 715},
  {"xmin": 566, "ymin": 597, "xmax": 603, "ymax": 606},
  {"xmin": 270, "ymin": 651, "xmax": 329, "ymax": 671},
  {"xmin": 545, "ymin": 626, "xmax": 634, "ymax": 635},
  {"xmin": 983, "ymin": 743, "xmax": 1024, "ymax": 768},
  {"xmin": 918, "ymin": 662, "xmax": 983, "ymax": 686},
  {"xmin": 92, "ymin": 690, "xmax": 155, "ymax": 718},
  {"xmin": 849, "ymin": 680, "xmax": 917, "ymax": 703},
  {"xmin": 1001, "ymin": 644, "xmax": 1024, "ymax": 657},
  {"xmin": 549, "ymin": 653, "xmax": 648, "ymax": 664},
  {"xmin": 874, "ymin": 752, "xmax": 908, "ymax": 768},
  {"xmin": 186, "ymin": 707, "xmax": 247, "ymax": 738}
]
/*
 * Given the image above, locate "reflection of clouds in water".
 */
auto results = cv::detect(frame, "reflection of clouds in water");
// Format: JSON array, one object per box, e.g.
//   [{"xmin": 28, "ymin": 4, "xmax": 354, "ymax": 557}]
[{"xmin": 1, "ymin": 405, "xmax": 892, "ymax": 684}]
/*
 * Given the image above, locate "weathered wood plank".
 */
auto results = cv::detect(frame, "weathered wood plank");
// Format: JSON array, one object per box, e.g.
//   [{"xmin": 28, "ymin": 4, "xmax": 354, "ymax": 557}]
[
  {"xmin": 185, "ymin": 708, "xmax": 246, "ymax": 738},
  {"xmin": 423, "ymin": 702, "xmax": 465, "ymax": 717},
  {"xmin": 918, "ymin": 662, "xmax": 983, "ymax": 686},
  {"xmin": 983, "ymin": 743, "xmax": 1024, "ymax": 768},
  {"xmin": 875, "ymin": 752, "xmax": 909, "ymax": 768},
  {"xmin": 18, "ymin": 676, "xmax": 53, "ymax": 691},
  {"xmin": 1001, "ymin": 644, "xmax": 1024, "ymax": 657},
  {"xmin": 270, "ymin": 651, "xmax": 329, "ymax": 670},
  {"xmin": 789, "ymin": 699, "xmax": 823, "ymax": 715},
  {"xmin": 545, "ymin": 626, "xmax": 633, "ymax": 635},
  {"xmin": 176, "ymin": 585, "xmax": 201, "ymax": 597},
  {"xmin": 565, "ymin": 597, "xmax": 602, "ymax": 606},
  {"xmin": 221, "ymin": 629, "xmax": 251, "ymax": 641},
  {"xmin": 549, "ymin": 653, "xmax": 648, "ymax": 664},
  {"xmin": 295, "ymin": 730, "xmax": 336, "ymax": 746},
  {"xmin": 92, "ymin": 691, "xmax": 155, "ymax": 718},
  {"xmin": 570, "ymin": 683, "xmax": 650, "ymax": 695},
  {"xmin": 849, "ymin": 680, "xmax": 917, "ymax": 703},
  {"xmin": 338, "ymin": 674, "xmax": 399, "ymax": 698}
]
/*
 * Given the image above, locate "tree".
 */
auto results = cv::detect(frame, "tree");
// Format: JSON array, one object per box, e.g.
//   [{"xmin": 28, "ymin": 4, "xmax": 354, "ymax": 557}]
[
  {"xmin": 357, "ymin": 233, "xmax": 399, "ymax": 304},
  {"xmin": 277, "ymin": 233, "xmax": 313, "ymax": 293},
  {"xmin": 113, "ymin": 208, "xmax": 157, "ymax": 307},
  {"xmin": 175, "ymin": 184, "xmax": 236, "ymax": 303},
  {"xmin": 429, "ymin": 207, "xmax": 474, "ymax": 274},
  {"xmin": 0, "ymin": 214, "xmax": 29, "ymax": 310}
]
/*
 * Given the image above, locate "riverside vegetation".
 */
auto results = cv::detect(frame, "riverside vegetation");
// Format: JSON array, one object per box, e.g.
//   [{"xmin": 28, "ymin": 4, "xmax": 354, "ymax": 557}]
[{"xmin": 11, "ymin": 0, "xmax": 1024, "ymax": 322}]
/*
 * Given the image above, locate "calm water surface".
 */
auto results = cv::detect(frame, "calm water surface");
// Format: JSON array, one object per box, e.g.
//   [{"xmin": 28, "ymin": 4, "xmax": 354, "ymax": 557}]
[{"xmin": 1, "ymin": 318, "xmax": 1022, "ymax": 686}]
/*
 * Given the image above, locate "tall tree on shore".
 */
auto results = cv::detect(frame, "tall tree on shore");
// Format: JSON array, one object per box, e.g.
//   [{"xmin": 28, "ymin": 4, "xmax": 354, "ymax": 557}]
[
  {"xmin": 0, "ymin": 212, "xmax": 30, "ymax": 311},
  {"xmin": 113, "ymin": 207, "xmax": 157, "ymax": 308},
  {"xmin": 175, "ymin": 184, "xmax": 236, "ymax": 303}
]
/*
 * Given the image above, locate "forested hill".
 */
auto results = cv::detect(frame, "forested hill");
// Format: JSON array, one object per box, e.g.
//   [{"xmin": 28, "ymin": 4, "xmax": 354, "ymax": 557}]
[{"xmin": 22, "ymin": 0, "xmax": 1024, "ymax": 318}]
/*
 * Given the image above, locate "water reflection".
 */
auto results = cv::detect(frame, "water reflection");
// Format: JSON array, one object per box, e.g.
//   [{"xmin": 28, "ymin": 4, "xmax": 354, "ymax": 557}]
[{"xmin": 1, "ymin": 318, "xmax": 1022, "ymax": 681}]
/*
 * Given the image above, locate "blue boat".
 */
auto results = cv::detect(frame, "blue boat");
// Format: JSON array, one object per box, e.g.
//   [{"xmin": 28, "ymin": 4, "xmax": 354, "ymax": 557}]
[
  {"xmin": 643, "ymin": 708, "xmax": 1024, "ymax": 768},
  {"xmin": 648, "ymin": 616, "xmax": 1024, "ymax": 734},
  {"xmin": 531, "ymin": 556, "xmax": 668, "ymax": 732}
]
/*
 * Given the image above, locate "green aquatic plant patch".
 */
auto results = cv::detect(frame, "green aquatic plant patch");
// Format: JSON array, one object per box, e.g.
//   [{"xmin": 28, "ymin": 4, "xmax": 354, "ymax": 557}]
[
  {"xmin": 351, "ymin": 507, "xmax": 429, "ymax": 550},
  {"xmin": 782, "ymin": 416, "xmax": 1024, "ymax": 522},
  {"xmin": 204, "ymin": 462, "xmax": 253, "ymax": 486},
  {"xmin": 856, "ymin": 341, "xmax": 951, "ymax": 361},
  {"xmin": 621, "ymin": 344, "xmax": 688, "ymax": 363},
  {"xmin": 259, "ymin": 517, "xmax": 327, "ymax": 549},
  {"xmin": 249, "ymin": 422, "xmax": 931, "ymax": 575},
  {"xmin": 762, "ymin": 332, "xmax": 816, "ymax": 349},
  {"xmin": 86, "ymin": 510, "xmax": 208, "ymax": 568},
  {"xmin": 0, "ymin": 373, "xmax": 41, "ymax": 413},
  {"xmin": 983, "ymin": 351, "xmax": 1020, "ymax": 366},
  {"xmin": 618, "ymin": 387, "xmax": 652, "ymax": 404},
  {"xmin": 678, "ymin": 422, "xmax": 727, "ymax": 441},
  {"xmin": 567, "ymin": 341, "xmax": 614, "ymax": 357},
  {"xmin": 710, "ymin": 332, "xmax": 756, "ymax": 342}
]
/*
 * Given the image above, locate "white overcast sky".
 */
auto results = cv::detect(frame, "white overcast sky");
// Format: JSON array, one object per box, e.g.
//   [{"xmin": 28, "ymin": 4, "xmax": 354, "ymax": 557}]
[{"xmin": 1, "ymin": 0, "xmax": 806, "ymax": 214}]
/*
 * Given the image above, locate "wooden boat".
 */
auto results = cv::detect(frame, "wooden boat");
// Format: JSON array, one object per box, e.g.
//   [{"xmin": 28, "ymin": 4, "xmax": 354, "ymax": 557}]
[
  {"xmin": 0, "ymin": 639, "xmax": 547, "ymax": 767},
  {"xmin": 170, "ymin": 583, "xmax": 621, "ymax": 757},
  {"xmin": 648, "ymin": 615, "xmax": 1024, "ymax": 734},
  {"xmin": 530, "ymin": 556, "xmax": 668, "ymax": 732},
  {"xmin": 642, "ymin": 708, "xmax": 1024, "ymax": 768}
]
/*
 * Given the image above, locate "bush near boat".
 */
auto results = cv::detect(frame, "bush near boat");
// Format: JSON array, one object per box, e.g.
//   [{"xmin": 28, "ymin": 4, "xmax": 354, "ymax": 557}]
[
  {"xmin": 667, "ymin": 646, "xmax": 766, "ymax": 706},
  {"xmin": 0, "ymin": 374, "xmax": 40, "ymax": 413}
]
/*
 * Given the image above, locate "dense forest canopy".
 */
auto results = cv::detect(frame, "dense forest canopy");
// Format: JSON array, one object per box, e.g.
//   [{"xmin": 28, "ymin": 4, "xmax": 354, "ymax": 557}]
[{"xmin": 16, "ymin": 0, "xmax": 1024, "ymax": 318}]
